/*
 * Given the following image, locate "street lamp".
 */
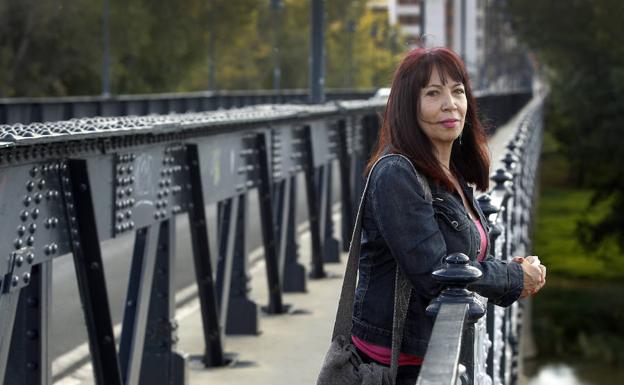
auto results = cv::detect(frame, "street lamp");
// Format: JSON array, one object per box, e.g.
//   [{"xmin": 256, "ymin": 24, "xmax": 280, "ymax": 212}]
[{"xmin": 270, "ymin": 0, "xmax": 284, "ymax": 92}]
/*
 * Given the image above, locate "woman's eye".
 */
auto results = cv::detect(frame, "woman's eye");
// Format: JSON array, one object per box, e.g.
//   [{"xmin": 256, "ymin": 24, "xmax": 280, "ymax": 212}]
[
  {"xmin": 426, "ymin": 90, "xmax": 438, "ymax": 96},
  {"xmin": 454, "ymin": 88, "xmax": 465, "ymax": 94}
]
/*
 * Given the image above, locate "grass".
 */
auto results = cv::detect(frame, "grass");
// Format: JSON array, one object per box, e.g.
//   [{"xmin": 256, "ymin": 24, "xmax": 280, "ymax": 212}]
[
  {"xmin": 532, "ymin": 130, "xmax": 624, "ymax": 280},
  {"xmin": 530, "ymin": 129, "xmax": 624, "ymax": 365}
]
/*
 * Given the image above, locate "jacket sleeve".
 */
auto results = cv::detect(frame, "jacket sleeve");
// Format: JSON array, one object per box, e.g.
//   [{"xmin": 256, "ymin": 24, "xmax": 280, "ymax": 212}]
[
  {"xmin": 370, "ymin": 157, "xmax": 523, "ymax": 307},
  {"xmin": 468, "ymin": 255, "xmax": 524, "ymax": 307}
]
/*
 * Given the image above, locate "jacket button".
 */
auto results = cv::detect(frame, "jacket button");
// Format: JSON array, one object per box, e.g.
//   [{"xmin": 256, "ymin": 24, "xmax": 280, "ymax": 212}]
[{"xmin": 451, "ymin": 220, "xmax": 459, "ymax": 228}]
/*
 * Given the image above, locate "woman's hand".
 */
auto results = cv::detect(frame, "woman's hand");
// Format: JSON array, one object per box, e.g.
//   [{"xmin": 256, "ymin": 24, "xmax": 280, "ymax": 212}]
[{"xmin": 512, "ymin": 256, "xmax": 546, "ymax": 298}]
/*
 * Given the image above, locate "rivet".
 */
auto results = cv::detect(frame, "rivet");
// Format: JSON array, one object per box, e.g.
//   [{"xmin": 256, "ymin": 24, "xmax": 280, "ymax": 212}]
[
  {"xmin": 51, "ymin": 243, "xmax": 58, "ymax": 253},
  {"xmin": 129, "ymin": 221, "xmax": 135, "ymax": 229},
  {"xmin": 29, "ymin": 223, "xmax": 36, "ymax": 233},
  {"xmin": 117, "ymin": 213, "xmax": 124, "ymax": 222},
  {"xmin": 90, "ymin": 262, "xmax": 100, "ymax": 270},
  {"xmin": 15, "ymin": 255, "xmax": 24, "ymax": 267},
  {"xmin": 42, "ymin": 165, "xmax": 49, "ymax": 173},
  {"xmin": 17, "ymin": 225, "xmax": 26, "ymax": 236},
  {"xmin": 116, "ymin": 224, "xmax": 123, "ymax": 232},
  {"xmin": 125, "ymin": 211, "xmax": 131, "ymax": 219},
  {"xmin": 26, "ymin": 181, "xmax": 35, "ymax": 191},
  {"xmin": 125, "ymin": 188, "xmax": 132, "ymax": 196},
  {"xmin": 80, "ymin": 183, "xmax": 88, "ymax": 192},
  {"xmin": 26, "ymin": 253, "xmax": 35, "ymax": 264},
  {"xmin": 23, "ymin": 273, "xmax": 31, "ymax": 284},
  {"xmin": 117, "ymin": 190, "xmax": 124, "ymax": 199},
  {"xmin": 14, "ymin": 239, "xmax": 23, "ymax": 249},
  {"xmin": 26, "ymin": 329, "xmax": 38, "ymax": 340},
  {"xmin": 154, "ymin": 212, "xmax": 160, "ymax": 220},
  {"xmin": 26, "ymin": 236, "xmax": 35, "ymax": 246},
  {"xmin": 157, "ymin": 192, "xmax": 163, "ymax": 199},
  {"xmin": 23, "ymin": 195, "xmax": 32, "ymax": 206},
  {"xmin": 38, "ymin": 179, "xmax": 46, "ymax": 190},
  {"xmin": 52, "ymin": 217, "xmax": 59, "ymax": 226},
  {"xmin": 26, "ymin": 296, "xmax": 38, "ymax": 307},
  {"xmin": 44, "ymin": 246, "xmax": 50, "ymax": 255},
  {"xmin": 34, "ymin": 193, "xmax": 42, "ymax": 204},
  {"xmin": 30, "ymin": 167, "xmax": 39, "ymax": 177},
  {"xmin": 127, "ymin": 166, "xmax": 134, "ymax": 173},
  {"xmin": 11, "ymin": 275, "xmax": 19, "ymax": 286},
  {"xmin": 31, "ymin": 208, "xmax": 39, "ymax": 219}
]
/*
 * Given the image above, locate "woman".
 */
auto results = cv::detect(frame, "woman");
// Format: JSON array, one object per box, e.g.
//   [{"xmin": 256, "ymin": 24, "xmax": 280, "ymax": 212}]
[{"xmin": 350, "ymin": 47, "xmax": 546, "ymax": 384}]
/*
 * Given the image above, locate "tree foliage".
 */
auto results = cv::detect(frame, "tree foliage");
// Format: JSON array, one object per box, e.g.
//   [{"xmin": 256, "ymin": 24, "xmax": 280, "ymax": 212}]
[
  {"xmin": 0, "ymin": 0, "xmax": 404, "ymax": 97},
  {"xmin": 507, "ymin": 0, "xmax": 624, "ymax": 254}
]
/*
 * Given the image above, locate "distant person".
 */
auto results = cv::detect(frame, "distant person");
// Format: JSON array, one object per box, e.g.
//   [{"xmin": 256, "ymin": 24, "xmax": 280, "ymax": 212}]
[{"xmin": 350, "ymin": 47, "xmax": 547, "ymax": 384}]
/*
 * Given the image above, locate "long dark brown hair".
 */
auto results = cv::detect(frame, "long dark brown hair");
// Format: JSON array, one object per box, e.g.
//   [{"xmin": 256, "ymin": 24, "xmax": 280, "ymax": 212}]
[{"xmin": 366, "ymin": 47, "xmax": 490, "ymax": 191}]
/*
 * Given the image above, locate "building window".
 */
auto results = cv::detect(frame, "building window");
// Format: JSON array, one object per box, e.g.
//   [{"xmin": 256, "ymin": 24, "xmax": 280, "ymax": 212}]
[
  {"xmin": 398, "ymin": 15, "xmax": 421, "ymax": 25},
  {"xmin": 398, "ymin": 0, "xmax": 420, "ymax": 5}
]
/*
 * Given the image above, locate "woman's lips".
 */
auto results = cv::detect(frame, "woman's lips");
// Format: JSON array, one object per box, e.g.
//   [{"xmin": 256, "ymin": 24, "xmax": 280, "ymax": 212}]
[{"xmin": 440, "ymin": 119, "xmax": 459, "ymax": 128}]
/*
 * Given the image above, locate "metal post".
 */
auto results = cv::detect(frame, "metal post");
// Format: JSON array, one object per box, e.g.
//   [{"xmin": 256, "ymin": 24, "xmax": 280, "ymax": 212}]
[
  {"xmin": 255, "ymin": 133, "xmax": 285, "ymax": 314},
  {"xmin": 102, "ymin": 0, "xmax": 111, "ymax": 96},
  {"xmin": 281, "ymin": 176, "xmax": 306, "ymax": 292},
  {"xmin": 66, "ymin": 159, "xmax": 123, "ymax": 385},
  {"xmin": 138, "ymin": 220, "xmax": 185, "ymax": 385},
  {"xmin": 4, "ymin": 262, "xmax": 51, "ymax": 385},
  {"xmin": 186, "ymin": 145, "xmax": 227, "ymax": 367},
  {"xmin": 119, "ymin": 224, "xmax": 159, "ymax": 385},
  {"xmin": 309, "ymin": 0, "xmax": 325, "ymax": 104}
]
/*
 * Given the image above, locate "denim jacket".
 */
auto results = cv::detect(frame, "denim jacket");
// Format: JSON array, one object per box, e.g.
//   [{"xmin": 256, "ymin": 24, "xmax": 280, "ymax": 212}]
[{"xmin": 351, "ymin": 155, "xmax": 524, "ymax": 356}]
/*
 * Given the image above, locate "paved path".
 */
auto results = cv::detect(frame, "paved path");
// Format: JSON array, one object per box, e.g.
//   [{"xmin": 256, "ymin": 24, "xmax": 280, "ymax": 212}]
[{"xmin": 55, "ymin": 99, "xmax": 537, "ymax": 385}]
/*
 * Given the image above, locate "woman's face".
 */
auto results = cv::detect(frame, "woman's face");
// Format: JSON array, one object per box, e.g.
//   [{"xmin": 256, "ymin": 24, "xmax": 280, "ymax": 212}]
[{"xmin": 417, "ymin": 67, "xmax": 467, "ymax": 148}]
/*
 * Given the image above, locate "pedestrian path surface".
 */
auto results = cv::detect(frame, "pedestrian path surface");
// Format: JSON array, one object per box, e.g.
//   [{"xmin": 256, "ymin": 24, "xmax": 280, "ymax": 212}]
[{"xmin": 54, "ymin": 99, "xmax": 536, "ymax": 385}]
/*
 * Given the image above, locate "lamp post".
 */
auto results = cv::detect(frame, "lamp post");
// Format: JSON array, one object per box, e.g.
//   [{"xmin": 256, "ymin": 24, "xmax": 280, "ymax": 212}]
[
  {"xmin": 271, "ymin": 0, "xmax": 284, "ymax": 92},
  {"xmin": 309, "ymin": 0, "xmax": 325, "ymax": 104},
  {"xmin": 102, "ymin": 0, "xmax": 111, "ymax": 96}
]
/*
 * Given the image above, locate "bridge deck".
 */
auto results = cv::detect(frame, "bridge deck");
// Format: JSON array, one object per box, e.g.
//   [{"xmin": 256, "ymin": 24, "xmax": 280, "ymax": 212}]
[{"xmin": 54, "ymin": 99, "xmax": 536, "ymax": 385}]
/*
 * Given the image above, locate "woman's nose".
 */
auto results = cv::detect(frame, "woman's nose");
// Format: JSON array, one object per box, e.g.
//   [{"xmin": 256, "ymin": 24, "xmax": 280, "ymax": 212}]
[{"xmin": 441, "ymin": 91, "xmax": 457, "ymax": 111}]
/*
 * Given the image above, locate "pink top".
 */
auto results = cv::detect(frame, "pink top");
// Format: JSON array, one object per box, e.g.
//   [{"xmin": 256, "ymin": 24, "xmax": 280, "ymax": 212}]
[
  {"xmin": 474, "ymin": 219, "xmax": 487, "ymax": 262},
  {"xmin": 351, "ymin": 335, "xmax": 423, "ymax": 366}
]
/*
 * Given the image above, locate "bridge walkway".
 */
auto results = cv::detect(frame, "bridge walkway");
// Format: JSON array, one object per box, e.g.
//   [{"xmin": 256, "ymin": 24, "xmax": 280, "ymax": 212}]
[{"xmin": 54, "ymin": 100, "xmax": 535, "ymax": 385}]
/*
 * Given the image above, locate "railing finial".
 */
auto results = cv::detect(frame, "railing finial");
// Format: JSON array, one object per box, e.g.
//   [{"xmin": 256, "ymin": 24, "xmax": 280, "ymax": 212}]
[{"xmin": 426, "ymin": 253, "xmax": 486, "ymax": 323}]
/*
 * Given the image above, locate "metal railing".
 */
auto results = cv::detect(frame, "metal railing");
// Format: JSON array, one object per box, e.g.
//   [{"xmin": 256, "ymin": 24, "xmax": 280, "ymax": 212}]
[
  {"xmin": 0, "ymin": 90, "xmax": 533, "ymax": 385},
  {"xmin": 0, "ymin": 89, "xmax": 377, "ymax": 125},
  {"xmin": 417, "ymin": 95, "xmax": 544, "ymax": 385}
]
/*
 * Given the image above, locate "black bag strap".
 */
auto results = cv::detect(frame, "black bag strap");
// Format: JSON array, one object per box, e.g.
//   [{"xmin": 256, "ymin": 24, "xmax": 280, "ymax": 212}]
[{"xmin": 331, "ymin": 153, "xmax": 432, "ymax": 381}]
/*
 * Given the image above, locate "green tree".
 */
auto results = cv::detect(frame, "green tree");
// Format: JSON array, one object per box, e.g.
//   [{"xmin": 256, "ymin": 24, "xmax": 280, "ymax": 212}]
[
  {"xmin": 0, "ymin": 0, "xmax": 100, "ymax": 97},
  {"xmin": 508, "ymin": 0, "xmax": 624, "ymax": 254}
]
